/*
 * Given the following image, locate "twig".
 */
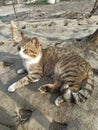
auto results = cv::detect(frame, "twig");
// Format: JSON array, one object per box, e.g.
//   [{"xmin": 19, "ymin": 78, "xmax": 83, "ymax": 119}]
[
  {"xmin": 89, "ymin": 0, "xmax": 98, "ymax": 18},
  {"xmin": 12, "ymin": 0, "xmax": 19, "ymax": 23}
]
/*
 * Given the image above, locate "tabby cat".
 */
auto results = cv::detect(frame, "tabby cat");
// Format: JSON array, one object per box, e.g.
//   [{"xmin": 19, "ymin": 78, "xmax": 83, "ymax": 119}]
[{"xmin": 8, "ymin": 32, "xmax": 94, "ymax": 106}]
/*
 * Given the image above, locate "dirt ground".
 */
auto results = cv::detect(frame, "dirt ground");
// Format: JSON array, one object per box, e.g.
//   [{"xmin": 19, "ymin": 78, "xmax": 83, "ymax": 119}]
[{"xmin": 0, "ymin": 0, "xmax": 98, "ymax": 21}]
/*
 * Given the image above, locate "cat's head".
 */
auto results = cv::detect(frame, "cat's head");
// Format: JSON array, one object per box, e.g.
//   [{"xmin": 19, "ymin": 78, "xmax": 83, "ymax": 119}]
[{"xmin": 17, "ymin": 32, "xmax": 42, "ymax": 61}]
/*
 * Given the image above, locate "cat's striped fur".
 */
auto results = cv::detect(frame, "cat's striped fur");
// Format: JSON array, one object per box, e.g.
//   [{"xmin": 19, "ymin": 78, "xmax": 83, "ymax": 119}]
[{"xmin": 8, "ymin": 33, "xmax": 94, "ymax": 106}]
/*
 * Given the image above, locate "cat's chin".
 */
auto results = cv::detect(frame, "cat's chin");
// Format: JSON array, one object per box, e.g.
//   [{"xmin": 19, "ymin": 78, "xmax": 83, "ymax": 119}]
[{"xmin": 19, "ymin": 53, "xmax": 31, "ymax": 60}]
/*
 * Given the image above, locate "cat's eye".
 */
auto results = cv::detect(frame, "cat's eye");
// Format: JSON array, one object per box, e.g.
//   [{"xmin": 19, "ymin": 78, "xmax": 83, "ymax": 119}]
[
  {"xmin": 30, "ymin": 50, "xmax": 35, "ymax": 53},
  {"xmin": 23, "ymin": 49, "xmax": 28, "ymax": 53},
  {"xmin": 17, "ymin": 46, "xmax": 21, "ymax": 51}
]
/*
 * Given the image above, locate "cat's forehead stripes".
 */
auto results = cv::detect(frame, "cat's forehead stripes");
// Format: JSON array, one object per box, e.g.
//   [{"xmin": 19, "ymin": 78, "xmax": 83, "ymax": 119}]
[
  {"xmin": 18, "ymin": 37, "xmax": 39, "ymax": 49},
  {"xmin": 16, "ymin": 32, "xmax": 40, "ymax": 48}
]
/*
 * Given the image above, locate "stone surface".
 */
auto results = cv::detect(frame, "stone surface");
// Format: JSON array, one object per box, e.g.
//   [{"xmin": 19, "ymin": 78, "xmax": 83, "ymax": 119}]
[{"xmin": 0, "ymin": 124, "xmax": 12, "ymax": 130}]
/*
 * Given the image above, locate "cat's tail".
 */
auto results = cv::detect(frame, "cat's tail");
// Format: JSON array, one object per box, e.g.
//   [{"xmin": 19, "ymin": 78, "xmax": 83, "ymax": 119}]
[{"xmin": 63, "ymin": 70, "xmax": 94, "ymax": 104}]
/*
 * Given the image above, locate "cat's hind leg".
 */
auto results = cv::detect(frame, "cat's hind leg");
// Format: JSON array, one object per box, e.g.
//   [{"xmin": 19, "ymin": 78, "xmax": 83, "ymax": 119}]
[
  {"xmin": 55, "ymin": 96, "xmax": 65, "ymax": 106},
  {"xmin": 38, "ymin": 80, "xmax": 61, "ymax": 93},
  {"xmin": 55, "ymin": 89, "xmax": 71, "ymax": 106},
  {"xmin": 55, "ymin": 84, "xmax": 72, "ymax": 106}
]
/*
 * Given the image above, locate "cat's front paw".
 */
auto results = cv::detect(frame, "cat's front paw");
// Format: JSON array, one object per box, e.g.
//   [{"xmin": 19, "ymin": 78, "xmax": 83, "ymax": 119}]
[
  {"xmin": 8, "ymin": 83, "xmax": 17, "ymax": 92},
  {"xmin": 38, "ymin": 84, "xmax": 51, "ymax": 93},
  {"xmin": 17, "ymin": 69, "xmax": 26, "ymax": 75}
]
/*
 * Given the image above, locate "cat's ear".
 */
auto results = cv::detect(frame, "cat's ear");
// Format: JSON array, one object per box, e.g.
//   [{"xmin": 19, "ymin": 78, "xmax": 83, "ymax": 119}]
[
  {"xmin": 31, "ymin": 37, "xmax": 40, "ymax": 48},
  {"xmin": 21, "ymin": 32, "xmax": 26, "ymax": 40}
]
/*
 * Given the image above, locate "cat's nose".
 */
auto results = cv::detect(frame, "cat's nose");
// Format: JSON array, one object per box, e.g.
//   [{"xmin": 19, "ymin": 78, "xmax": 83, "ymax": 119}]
[{"xmin": 17, "ymin": 46, "xmax": 21, "ymax": 51}]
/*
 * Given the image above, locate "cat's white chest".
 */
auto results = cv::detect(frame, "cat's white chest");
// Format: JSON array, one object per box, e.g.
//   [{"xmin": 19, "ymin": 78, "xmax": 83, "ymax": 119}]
[
  {"xmin": 22, "ymin": 54, "xmax": 42, "ymax": 72},
  {"xmin": 23, "ymin": 60, "xmax": 32, "ymax": 72}
]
